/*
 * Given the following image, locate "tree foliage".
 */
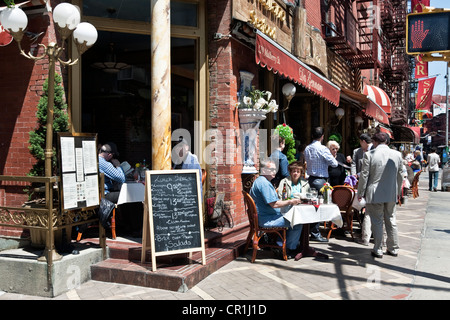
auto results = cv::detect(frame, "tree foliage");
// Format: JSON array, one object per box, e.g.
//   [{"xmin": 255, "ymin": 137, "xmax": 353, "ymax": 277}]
[{"xmin": 28, "ymin": 73, "xmax": 69, "ymax": 177}]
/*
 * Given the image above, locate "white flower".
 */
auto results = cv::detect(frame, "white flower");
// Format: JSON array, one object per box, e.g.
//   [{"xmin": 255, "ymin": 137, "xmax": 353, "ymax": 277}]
[
  {"xmin": 238, "ymin": 87, "xmax": 278, "ymax": 113},
  {"xmin": 254, "ymin": 101, "xmax": 264, "ymax": 110},
  {"xmin": 268, "ymin": 99, "xmax": 278, "ymax": 112}
]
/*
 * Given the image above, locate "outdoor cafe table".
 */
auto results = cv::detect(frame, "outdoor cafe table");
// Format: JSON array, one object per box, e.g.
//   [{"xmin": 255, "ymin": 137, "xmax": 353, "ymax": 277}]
[
  {"xmin": 281, "ymin": 203, "xmax": 343, "ymax": 260},
  {"xmin": 117, "ymin": 181, "xmax": 145, "ymax": 205}
]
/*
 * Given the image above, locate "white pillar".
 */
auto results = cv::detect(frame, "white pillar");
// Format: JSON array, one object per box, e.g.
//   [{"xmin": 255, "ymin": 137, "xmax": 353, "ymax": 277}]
[{"xmin": 151, "ymin": 0, "xmax": 171, "ymax": 170}]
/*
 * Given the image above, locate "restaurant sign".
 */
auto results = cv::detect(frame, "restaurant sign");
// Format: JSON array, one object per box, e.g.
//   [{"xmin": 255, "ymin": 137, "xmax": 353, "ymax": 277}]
[
  {"xmin": 232, "ymin": 0, "xmax": 292, "ymax": 50},
  {"xmin": 255, "ymin": 32, "xmax": 340, "ymax": 106}
]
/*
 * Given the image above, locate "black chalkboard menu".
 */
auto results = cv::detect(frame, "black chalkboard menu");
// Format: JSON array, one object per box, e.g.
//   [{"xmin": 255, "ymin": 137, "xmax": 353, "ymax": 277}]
[{"xmin": 141, "ymin": 169, "xmax": 205, "ymax": 270}]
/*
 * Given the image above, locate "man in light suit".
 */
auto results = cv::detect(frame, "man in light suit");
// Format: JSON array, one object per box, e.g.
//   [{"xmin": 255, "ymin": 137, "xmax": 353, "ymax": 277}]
[
  {"xmin": 351, "ymin": 133, "xmax": 373, "ymax": 246},
  {"xmin": 357, "ymin": 132, "xmax": 404, "ymax": 258},
  {"xmin": 351, "ymin": 133, "xmax": 373, "ymax": 176}
]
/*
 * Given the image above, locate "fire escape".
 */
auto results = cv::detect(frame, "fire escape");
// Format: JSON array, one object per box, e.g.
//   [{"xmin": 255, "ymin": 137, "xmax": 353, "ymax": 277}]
[
  {"xmin": 322, "ymin": 0, "xmax": 409, "ymax": 124},
  {"xmin": 380, "ymin": 0, "xmax": 409, "ymax": 124}
]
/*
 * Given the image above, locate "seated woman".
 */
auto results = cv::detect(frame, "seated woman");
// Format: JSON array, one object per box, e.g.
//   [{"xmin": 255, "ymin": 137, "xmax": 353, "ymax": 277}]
[
  {"xmin": 277, "ymin": 161, "xmax": 311, "ymax": 200},
  {"xmin": 250, "ymin": 159, "xmax": 302, "ymax": 258}
]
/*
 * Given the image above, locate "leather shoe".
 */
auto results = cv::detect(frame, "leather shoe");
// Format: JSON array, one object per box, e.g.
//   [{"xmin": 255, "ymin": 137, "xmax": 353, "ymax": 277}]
[
  {"xmin": 310, "ymin": 235, "xmax": 329, "ymax": 243},
  {"xmin": 386, "ymin": 250, "xmax": 398, "ymax": 257},
  {"xmin": 371, "ymin": 251, "xmax": 383, "ymax": 258}
]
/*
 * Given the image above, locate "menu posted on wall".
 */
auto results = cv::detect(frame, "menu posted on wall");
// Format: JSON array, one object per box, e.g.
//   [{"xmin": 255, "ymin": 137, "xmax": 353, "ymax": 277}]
[
  {"xmin": 58, "ymin": 133, "xmax": 100, "ymax": 211},
  {"xmin": 141, "ymin": 169, "xmax": 205, "ymax": 270}
]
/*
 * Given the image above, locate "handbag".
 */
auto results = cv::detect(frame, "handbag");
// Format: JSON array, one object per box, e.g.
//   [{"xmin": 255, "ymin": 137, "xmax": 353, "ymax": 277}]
[
  {"xmin": 352, "ymin": 194, "xmax": 366, "ymax": 211},
  {"xmin": 97, "ymin": 198, "xmax": 115, "ymax": 229}
]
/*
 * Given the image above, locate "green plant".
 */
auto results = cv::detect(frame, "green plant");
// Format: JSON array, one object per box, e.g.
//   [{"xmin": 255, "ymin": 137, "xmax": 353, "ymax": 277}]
[
  {"xmin": 328, "ymin": 133, "xmax": 342, "ymax": 144},
  {"xmin": 4, "ymin": 0, "xmax": 15, "ymax": 8},
  {"xmin": 28, "ymin": 73, "xmax": 69, "ymax": 178},
  {"xmin": 274, "ymin": 123, "xmax": 296, "ymax": 164}
]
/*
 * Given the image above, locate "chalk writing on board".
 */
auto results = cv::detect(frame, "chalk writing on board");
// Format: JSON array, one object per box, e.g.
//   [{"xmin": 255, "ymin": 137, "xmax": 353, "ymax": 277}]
[{"xmin": 149, "ymin": 172, "xmax": 202, "ymax": 253}]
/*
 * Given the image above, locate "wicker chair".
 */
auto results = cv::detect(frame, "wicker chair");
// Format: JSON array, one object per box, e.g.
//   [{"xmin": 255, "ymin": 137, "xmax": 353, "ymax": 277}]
[
  {"xmin": 326, "ymin": 185, "xmax": 355, "ymax": 239},
  {"xmin": 242, "ymin": 191, "xmax": 288, "ymax": 262}
]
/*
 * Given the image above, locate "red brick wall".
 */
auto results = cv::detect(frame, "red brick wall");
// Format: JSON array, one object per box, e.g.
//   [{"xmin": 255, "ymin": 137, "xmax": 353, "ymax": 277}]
[
  {"xmin": 304, "ymin": 0, "xmax": 322, "ymax": 31},
  {"xmin": 207, "ymin": 0, "xmax": 260, "ymax": 226},
  {"xmin": 0, "ymin": 6, "xmax": 64, "ymax": 237}
]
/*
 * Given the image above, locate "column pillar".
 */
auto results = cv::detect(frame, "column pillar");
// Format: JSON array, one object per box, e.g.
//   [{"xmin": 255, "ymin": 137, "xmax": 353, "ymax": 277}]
[{"xmin": 151, "ymin": 0, "xmax": 171, "ymax": 170}]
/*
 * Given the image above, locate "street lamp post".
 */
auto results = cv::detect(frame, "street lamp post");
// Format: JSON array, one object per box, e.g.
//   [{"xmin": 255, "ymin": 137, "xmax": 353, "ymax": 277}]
[
  {"xmin": 1, "ymin": 3, "xmax": 97, "ymax": 178},
  {"xmin": 0, "ymin": 3, "xmax": 97, "ymax": 264}
]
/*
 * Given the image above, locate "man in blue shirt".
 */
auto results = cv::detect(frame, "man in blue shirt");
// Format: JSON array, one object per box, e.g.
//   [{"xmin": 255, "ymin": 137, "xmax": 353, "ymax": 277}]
[
  {"xmin": 304, "ymin": 127, "xmax": 338, "ymax": 242},
  {"xmin": 250, "ymin": 159, "xmax": 302, "ymax": 258},
  {"xmin": 98, "ymin": 142, "xmax": 126, "ymax": 203},
  {"xmin": 172, "ymin": 138, "xmax": 203, "ymax": 195},
  {"xmin": 269, "ymin": 136, "xmax": 290, "ymax": 188}
]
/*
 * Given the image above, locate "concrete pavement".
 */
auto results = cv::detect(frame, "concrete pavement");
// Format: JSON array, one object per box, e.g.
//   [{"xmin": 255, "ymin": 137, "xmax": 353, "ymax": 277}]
[{"xmin": 1, "ymin": 171, "xmax": 449, "ymax": 301}]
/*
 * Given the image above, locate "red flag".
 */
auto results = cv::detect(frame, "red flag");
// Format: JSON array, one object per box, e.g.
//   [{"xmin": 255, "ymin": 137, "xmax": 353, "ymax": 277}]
[
  {"xmin": 411, "ymin": 0, "xmax": 430, "ymax": 13},
  {"xmin": 415, "ymin": 55, "xmax": 428, "ymax": 78},
  {"xmin": 416, "ymin": 77, "xmax": 436, "ymax": 110}
]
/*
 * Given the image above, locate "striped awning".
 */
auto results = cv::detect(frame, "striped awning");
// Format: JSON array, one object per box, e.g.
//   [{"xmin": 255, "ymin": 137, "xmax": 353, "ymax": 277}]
[{"xmin": 363, "ymin": 85, "xmax": 391, "ymax": 115}]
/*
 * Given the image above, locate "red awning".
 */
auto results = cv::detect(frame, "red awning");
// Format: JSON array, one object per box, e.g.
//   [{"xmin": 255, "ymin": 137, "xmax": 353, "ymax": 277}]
[
  {"xmin": 255, "ymin": 31, "xmax": 341, "ymax": 106},
  {"xmin": 363, "ymin": 85, "xmax": 391, "ymax": 115},
  {"xmin": 408, "ymin": 126, "xmax": 421, "ymax": 144},
  {"xmin": 379, "ymin": 125, "xmax": 393, "ymax": 139},
  {"xmin": 364, "ymin": 98, "xmax": 390, "ymax": 125}
]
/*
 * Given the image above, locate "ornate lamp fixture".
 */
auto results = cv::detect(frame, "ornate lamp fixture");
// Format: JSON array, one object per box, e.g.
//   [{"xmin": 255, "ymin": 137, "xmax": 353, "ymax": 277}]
[
  {"xmin": 280, "ymin": 82, "xmax": 296, "ymax": 112},
  {"xmin": 91, "ymin": 42, "xmax": 130, "ymax": 73}
]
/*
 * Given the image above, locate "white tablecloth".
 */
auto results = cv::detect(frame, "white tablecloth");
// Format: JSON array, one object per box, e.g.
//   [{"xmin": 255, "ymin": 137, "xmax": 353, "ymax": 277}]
[
  {"xmin": 281, "ymin": 204, "xmax": 343, "ymax": 228},
  {"xmin": 117, "ymin": 182, "xmax": 145, "ymax": 205}
]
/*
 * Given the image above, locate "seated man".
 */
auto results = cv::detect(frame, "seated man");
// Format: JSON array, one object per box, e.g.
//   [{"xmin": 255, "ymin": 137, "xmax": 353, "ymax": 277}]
[
  {"xmin": 250, "ymin": 158, "xmax": 303, "ymax": 258},
  {"xmin": 172, "ymin": 138, "xmax": 203, "ymax": 195},
  {"xmin": 98, "ymin": 142, "xmax": 126, "ymax": 203}
]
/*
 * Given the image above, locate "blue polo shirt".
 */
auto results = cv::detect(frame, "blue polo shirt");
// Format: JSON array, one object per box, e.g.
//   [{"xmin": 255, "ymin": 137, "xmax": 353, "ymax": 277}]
[{"xmin": 249, "ymin": 176, "xmax": 280, "ymax": 217}]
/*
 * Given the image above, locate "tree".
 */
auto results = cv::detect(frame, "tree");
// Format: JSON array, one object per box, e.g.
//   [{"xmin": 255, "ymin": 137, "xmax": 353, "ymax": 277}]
[{"xmin": 28, "ymin": 73, "xmax": 69, "ymax": 177}]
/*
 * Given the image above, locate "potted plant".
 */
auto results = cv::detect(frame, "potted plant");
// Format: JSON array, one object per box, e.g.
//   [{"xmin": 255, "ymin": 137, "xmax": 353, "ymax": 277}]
[
  {"xmin": 274, "ymin": 123, "xmax": 296, "ymax": 164},
  {"xmin": 238, "ymin": 87, "xmax": 278, "ymax": 173}
]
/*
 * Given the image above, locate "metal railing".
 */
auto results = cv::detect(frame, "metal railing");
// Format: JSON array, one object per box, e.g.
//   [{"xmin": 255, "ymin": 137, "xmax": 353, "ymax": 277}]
[{"xmin": 0, "ymin": 174, "xmax": 106, "ymax": 292}]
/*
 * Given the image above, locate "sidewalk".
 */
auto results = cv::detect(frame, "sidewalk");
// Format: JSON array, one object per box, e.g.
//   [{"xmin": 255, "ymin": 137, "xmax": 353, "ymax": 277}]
[{"xmin": 1, "ymin": 172, "xmax": 449, "ymax": 301}]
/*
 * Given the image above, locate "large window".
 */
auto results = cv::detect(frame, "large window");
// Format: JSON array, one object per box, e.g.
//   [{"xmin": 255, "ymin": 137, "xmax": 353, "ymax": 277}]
[{"xmin": 73, "ymin": 0, "xmax": 205, "ymax": 167}]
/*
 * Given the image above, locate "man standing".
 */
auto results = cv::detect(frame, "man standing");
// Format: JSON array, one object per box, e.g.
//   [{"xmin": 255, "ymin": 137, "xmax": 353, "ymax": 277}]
[
  {"xmin": 250, "ymin": 159, "xmax": 302, "ymax": 258},
  {"xmin": 304, "ymin": 127, "xmax": 338, "ymax": 242},
  {"xmin": 351, "ymin": 133, "xmax": 373, "ymax": 246},
  {"xmin": 269, "ymin": 136, "xmax": 290, "ymax": 187},
  {"xmin": 357, "ymin": 132, "xmax": 404, "ymax": 258},
  {"xmin": 427, "ymin": 147, "xmax": 440, "ymax": 192},
  {"xmin": 351, "ymin": 133, "xmax": 373, "ymax": 176}
]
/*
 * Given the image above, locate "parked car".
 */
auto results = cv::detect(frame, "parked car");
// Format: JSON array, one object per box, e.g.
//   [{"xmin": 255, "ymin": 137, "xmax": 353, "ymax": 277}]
[{"xmin": 442, "ymin": 160, "xmax": 450, "ymax": 191}]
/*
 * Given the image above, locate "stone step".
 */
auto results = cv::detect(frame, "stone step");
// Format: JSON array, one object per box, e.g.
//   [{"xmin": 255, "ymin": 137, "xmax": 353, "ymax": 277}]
[{"xmin": 85, "ymin": 223, "xmax": 250, "ymax": 292}]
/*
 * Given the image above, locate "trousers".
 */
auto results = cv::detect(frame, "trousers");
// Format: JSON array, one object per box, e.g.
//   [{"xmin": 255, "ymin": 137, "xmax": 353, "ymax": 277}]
[
  {"xmin": 429, "ymin": 171, "xmax": 439, "ymax": 191},
  {"xmin": 308, "ymin": 176, "xmax": 327, "ymax": 238},
  {"xmin": 366, "ymin": 202, "xmax": 399, "ymax": 255},
  {"xmin": 259, "ymin": 214, "xmax": 303, "ymax": 250}
]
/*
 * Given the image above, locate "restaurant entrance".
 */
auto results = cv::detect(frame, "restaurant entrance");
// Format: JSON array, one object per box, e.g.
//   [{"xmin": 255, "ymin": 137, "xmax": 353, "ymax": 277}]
[
  {"xmin": 71, "ymin": 0, "xmax": 207, "ymax": 168},
  {"xmin": 80, "ymin": 31, "xmax": 196, "ymax": 167}
]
